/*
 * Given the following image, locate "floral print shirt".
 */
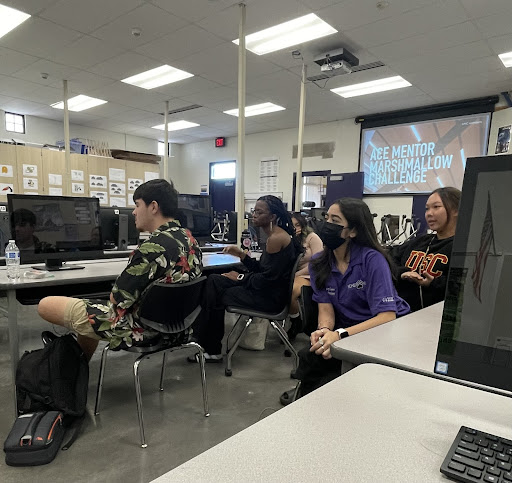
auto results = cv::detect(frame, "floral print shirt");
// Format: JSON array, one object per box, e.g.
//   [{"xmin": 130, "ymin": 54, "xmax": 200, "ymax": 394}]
[{"xmin": 84, "ymin": 220, "xmax": 202, "ymax": 349}]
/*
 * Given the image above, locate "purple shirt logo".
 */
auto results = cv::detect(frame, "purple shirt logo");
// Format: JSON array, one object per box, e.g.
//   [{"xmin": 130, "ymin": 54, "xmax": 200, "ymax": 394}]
[{"xmin": 348, "ymin": 279, "xmax": 366, "ymax": 290}]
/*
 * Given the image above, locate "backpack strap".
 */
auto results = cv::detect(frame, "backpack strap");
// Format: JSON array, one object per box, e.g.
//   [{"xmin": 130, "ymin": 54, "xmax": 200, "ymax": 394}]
[{"xmin": 61, "ymin": 415, "xmax": 84, "ymax": 451}]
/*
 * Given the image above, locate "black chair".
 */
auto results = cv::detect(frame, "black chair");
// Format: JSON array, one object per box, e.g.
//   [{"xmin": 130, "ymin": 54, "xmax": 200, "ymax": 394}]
[
  {"xmin": 290, "ymin": 284, "xmax": 320, "ymax": 403},
  {"xmin": 224, "ymin": 254, "xmax": 303, "ymax": 377},
  {"xmin": 94, "ymin": 276, "xmax": 209, "ymax": 448}
]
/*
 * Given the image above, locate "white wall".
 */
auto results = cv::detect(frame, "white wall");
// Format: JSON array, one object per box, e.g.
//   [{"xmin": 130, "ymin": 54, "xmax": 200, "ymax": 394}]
[
  {"xmin": 0, "ymin": 109, "xmax": 159, "ymax": 155},
  {"xmin": 174, "ymin": 118, "xmax": 413, "ymax": 232}
]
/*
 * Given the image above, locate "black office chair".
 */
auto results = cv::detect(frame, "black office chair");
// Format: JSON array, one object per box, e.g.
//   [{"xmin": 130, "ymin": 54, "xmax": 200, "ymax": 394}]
[
  {"xmin": 224, "ymin": 254, "xmax": 303, "ymax": 377},
  {"xmin": 290, "ymin": 284, "xmax": 320, "ymax": 403},
  {"xmin": 94, "ymin": 276, "xmax": 209, "ymax": 448}
]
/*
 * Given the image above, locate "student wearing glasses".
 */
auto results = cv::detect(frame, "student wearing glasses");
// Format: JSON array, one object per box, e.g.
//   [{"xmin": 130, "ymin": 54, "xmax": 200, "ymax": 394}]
[
  {"xmin": 390, "ymin": 187, "xmax": 461, "ymax": 312},
  {"xmin": 191, "ymin": 195, "xmax": 302, "ymax": 362},
  {"xmin": 280, "ymin": 198, "xmax": 410, "ymax": 405}
]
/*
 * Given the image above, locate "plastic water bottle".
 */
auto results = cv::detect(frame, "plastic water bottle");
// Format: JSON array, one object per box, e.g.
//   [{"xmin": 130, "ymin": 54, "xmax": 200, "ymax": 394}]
[{"xmin": 5, "ymin": 240, "xmax": 20, "ymax": 280}]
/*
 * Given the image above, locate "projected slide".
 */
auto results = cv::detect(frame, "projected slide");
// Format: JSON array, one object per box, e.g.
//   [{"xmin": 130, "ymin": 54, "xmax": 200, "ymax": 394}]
[{"xmin": 360, "ymin": 113, "xmax": 491, "ymax": 194}]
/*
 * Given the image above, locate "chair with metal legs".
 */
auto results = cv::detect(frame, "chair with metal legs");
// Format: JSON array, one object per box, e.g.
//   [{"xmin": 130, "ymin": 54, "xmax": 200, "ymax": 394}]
[
  {"xmin": 94, "ymin": 276, "xmax": 209, "ymax": 448},
  {"xmin": 224, "ymin": 254, "xmax": 303, "ymax": 377}
]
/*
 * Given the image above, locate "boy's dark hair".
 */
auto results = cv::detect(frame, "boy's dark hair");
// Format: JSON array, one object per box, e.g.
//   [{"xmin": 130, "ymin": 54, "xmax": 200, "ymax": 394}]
[
  {"xmin": 12, "ymin": 208, "xmax": 36, "ymax": 227},
  {"xmin": 133, "ymin": 179, "xmax": 178, "ymax": 218}
]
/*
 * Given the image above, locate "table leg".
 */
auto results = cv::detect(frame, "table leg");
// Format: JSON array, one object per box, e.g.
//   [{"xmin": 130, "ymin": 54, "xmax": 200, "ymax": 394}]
[{"xmin": 7, "ymin": 289, "xmax": 19, "ymax": 416}]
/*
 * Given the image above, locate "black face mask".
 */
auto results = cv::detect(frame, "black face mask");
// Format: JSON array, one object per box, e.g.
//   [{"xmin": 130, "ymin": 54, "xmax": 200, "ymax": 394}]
[{"xmin": 319, "ymin": 221, "xmax": 347, "ymax": 250}]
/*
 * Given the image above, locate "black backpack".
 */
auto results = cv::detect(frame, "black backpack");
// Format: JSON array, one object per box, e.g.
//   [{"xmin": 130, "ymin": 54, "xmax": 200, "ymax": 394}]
[{"xmin": 16, "ymin": 334, "xmax": 89, "ymax": 418}]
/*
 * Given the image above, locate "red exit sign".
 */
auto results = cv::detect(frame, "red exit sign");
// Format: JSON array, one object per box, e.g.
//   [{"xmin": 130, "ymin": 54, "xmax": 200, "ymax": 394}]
[{"xmin": 215, "ymin": 137, "xmax": 226, "ymax": 148}]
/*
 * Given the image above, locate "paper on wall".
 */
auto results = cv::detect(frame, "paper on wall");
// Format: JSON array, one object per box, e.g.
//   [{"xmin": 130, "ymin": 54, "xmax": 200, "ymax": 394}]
[
  {"xmin": 110, "ymin": 197, "xmax": 126, "ymax": 207},
  {"xmin": 49, "ymin": 187, "xmax": 63, "ymax": 196},
  {"xmin": 71, "ymin": 183, "xmax": 85, "ymax": 194},
  {"xmin": 89, "ymin": 174, "xmax": 107, "ymax": 188},
  {"xmin": 0, "ymin": 165, "xmax": 13, "ymax": 177},
  {"xmin": 90, "ymin": 191, "xmax": 108, "ymax": 205},
  {"xmin": 48, "ymin": 173, "xmax": 62, "ymax": 186},
  {"xmin": 24, "ymin": 192, "xmax": 39, "ymax": 195},
  {"xmin": 71, "ymin": 170, "xmax": 84, "ymax": 181},
  {"xmin": 109, "ymin": 168, "xmax": 125, "ymax": 182},
  {"xmin": 23, "ymin": 164, "xmax": 37, "ymax": 176},
  {"xmin": 23, "ymin": 178, "xmax": 38, "ymax": 190},
  {"xmin": 128, "ymin": 178, "xmax": 142, "ymax": 191},
  {"xmin": 144, "ymin": 171, "xmax": 158, "ymax": 182},
  {"xmin": 0, "ymin": 183, "xmax": 13, "ymax": 193},
  {"xmin": 109, "ymin": 183, "xmax": 126, "ymax": 196}
]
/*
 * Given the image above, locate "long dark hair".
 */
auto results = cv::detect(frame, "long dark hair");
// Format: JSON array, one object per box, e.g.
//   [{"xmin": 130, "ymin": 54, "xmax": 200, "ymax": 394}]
[
  {"xmin": 258, "ymin": 195, "xmax": 302, "ymax": 254},
  {"xmin": 311, "ymin": 198, "xmax": 396, "ymax": 289},
  {"xmin": 291, "ymin": 212, "xmax": 313, "ymax": 245}
]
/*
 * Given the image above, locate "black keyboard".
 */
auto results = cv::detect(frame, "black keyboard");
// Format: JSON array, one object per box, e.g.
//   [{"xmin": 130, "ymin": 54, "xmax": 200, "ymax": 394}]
[{"xmin": 441, "ymin": 426, "xmax": 512, "ymax": 482}]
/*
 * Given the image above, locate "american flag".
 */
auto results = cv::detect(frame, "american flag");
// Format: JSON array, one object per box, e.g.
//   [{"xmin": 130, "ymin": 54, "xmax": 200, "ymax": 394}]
[{"xmin": 471, "ymin": 193, "xmax": 495, "ymax": 302}]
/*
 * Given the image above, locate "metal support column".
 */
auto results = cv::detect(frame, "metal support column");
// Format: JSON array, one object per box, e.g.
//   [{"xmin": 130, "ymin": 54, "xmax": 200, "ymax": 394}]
[{"xmin": 294, "ymin": 64, "xmax": 307, "ymax": 212}]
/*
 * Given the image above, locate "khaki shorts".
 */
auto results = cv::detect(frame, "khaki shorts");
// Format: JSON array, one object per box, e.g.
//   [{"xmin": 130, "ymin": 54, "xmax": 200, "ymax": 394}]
[{"xmin": 62, "ymin": 298, "xmax": 101, "ymax": 340}]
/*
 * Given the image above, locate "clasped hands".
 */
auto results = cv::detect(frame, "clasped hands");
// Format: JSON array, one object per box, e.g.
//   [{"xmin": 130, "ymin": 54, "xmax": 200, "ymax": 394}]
[
  {"xmin": 401, "ymin": 270, "xmax": 434, "ymax": 287},
  {"xmin": 221, "ymin": 245, "xmax": 245, "ymax": 281},
  {"xmin": 310, "ymin": 328, "xmax": 338, "ymax": 360}
]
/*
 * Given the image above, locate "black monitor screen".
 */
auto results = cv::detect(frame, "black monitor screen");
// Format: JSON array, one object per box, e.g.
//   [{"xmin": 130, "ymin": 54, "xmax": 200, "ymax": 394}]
[
  {"xmin": 100, "ymin": 207, "xmax": 138, "ymax": 248},
  {"xmin": 7, "ymin": 194, "xmax": 103, "ymax": 267},
  {"xmin": 177, "ymin": 194, "xmax": 212, "ymax": 238},
  {"xmin": 435, "ymin": 154, "xmax": 512, "ymax": 392}
]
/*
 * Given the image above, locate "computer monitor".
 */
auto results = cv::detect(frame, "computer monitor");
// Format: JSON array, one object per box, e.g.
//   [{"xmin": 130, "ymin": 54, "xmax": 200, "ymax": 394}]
[
  {"xmin": 435, "ymin": 154, "xmax": 512, "ymax": 392},
  {"xmin": 7, "ymin": 194, "xmax": 103, "ymax": 270},
  {"xmin": 99, "ymin": 207, "xmax": 138, "ymax": 249},
  {"xmin": 177, "ymin": 194, "xmax": 212, "ymax": 238},
  {"xmin": 0, "ymin": 202, "xmax": 10, "ymax": 256}
]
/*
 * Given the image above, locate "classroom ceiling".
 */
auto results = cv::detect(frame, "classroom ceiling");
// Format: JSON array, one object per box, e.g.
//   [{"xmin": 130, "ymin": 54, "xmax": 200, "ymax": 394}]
[{"xmin": 0, "ymin": 0, "xmax": 511, "ymax": 144}]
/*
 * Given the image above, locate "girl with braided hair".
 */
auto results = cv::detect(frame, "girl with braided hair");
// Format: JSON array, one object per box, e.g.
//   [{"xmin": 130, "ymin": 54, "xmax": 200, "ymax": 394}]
[{"xmin": 191, "ymin": 195, "xmax": 302, "ymax": 361}]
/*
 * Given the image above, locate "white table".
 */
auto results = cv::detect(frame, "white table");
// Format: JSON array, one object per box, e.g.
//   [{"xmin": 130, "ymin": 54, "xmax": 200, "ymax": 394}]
[
  {"xmin": 152, "ymin": 364, "xmax": 512, "ymax": 483},
  {"xmin": 330, "ymin": 302, "xmax": 444, "ymax": 375},
  {"xmin": 0, "ymin": 253, "xmax": 242, "ymax": 410}
]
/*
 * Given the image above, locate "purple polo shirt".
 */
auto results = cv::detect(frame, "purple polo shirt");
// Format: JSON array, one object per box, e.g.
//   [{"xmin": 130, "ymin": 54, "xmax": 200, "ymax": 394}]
[{"xmin": 309, "ymin": 243, "xmax": 410, "ymax": 329}]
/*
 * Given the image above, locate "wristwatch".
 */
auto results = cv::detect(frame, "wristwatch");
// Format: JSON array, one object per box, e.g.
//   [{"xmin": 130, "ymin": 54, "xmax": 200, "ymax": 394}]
[
  {"xmin": 336, "ymin": 328, "xmax": 349, "ymax": 340},
  {"xmin": 237, "ymin": 273, "xmax": 245, "ymax": 281}
]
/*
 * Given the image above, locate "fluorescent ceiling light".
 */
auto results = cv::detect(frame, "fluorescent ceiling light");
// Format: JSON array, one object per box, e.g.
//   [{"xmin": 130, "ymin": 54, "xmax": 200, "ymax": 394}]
[
  {"xmin": 498, "ymin": 51, "xmax": 512, "ymax": 68},
  {"xmin": 233, "ymin": 13, "xmax": 337, "ymax": 55},
  {"xmin": 224, "ymin": 102, "xmax": 285, "ymax": 117},
  {"xmin": 330, "ymin": 76, "xmax": 411, "ymax": 98},
  {"xmin": 152, "ymin": 121, "xmax": 200, "ymax": 131},
  {"xmin": 121, "ymin": 65, "xmax": 194, "ymax": 89},
  {"xmin": 51, "ymin": 95, "xmax": 107, "ymax": 112},
  {"xmin": 0, "ymin": 4, "xmax": 30, "ymax": 40}
]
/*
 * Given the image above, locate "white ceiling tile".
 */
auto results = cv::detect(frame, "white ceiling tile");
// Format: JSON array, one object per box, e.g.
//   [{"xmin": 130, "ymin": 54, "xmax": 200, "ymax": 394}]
[
  {"xmin": 48, "ymin": 71, "xmax": 117, "ymax": 93},
  {"xmin": 345, "ymin": 2, "xmax": 470, "ymax": 48},
  {"xmin": 150, "ymin": 0, "xmax": 238, "ymax": 23},
  {"xmin": 368, "ymin": 22, "xmax": 483, "ymax": 63},
  {"xmin": 198, "ymin": 0, "xmax": 311, "ymax": 42},
  {"xmin": 22, "ymin": 85, "xmax": 64, "ymax": 105},
  {"xmin": 459, "ymin": 0, "xmax": 512, "ymax": 19},
  {"xmin": 474, "ymin": 14, "xmax": 512, "ymax": 38},
  {"xmin": 0, "ymin": 0, "xmax": 60, "ymax": 15},
  {"xmin": 109, "ymin": 109, "xmax": 155, "ymax": 123},
  {"xmin": 0, "ymin": 17, "xmax": 82, "ymax": 58},
  {"xmin": 0, "ymin": 74, "xmax": 40, "ymax": 98},
  {"xmin": 11, "ymin": 59, "xmax": 81, "ymax": 85},
  {"xmin": 88, "ymin": 51, "xmax": 161, "ymax": 80},
  {"xmin": 91, "ymin": 3, "xmax": 189, "ymax": 50},
  {"xmin": 180, "ymin": 86, "xmax": 238, "ymax": 106},
  {"xmin": 317, "ymin": 0, "xmax": 438, "ymax": 32},
  {"xmin": 487, "ymin": 34, "xmax": 512, "ymax": 56},
  {"xmin": 386, "ymin": 41, "xmax": 493, "ymax": 75},
  {"xmin": 40, "ymin": 0, "xmax": 144, "ymax": 34},
  {"xmin": 83, "ymin": 102, "xmax": 133, "ymax": 119},
  {"xmin": 46, "ymin": 36, "xmax": 125, "ymax": 70},
  {"xmin": 135, "ymin": 25, "xmax": 225, "ymax": 64},
  {"xmin": 88, "ymin": 81, "xmax": 170, "ymax": 109},
  {"xmin": 3, "ymin": 98, "xmax": 49, "ymax": 115},
  {"xmin": 151, "ymin": 76, "xmax": 222, "ymax": 97},
  {"xmin": 143, "ymin": 99, "xmax": 199, "ymax": 115},
  {"xmin": 299, "ymin": 0, "xmax": 344, "ymax": 10},
  {"xmin": 0, "ymin": 47, "xmax": 38, "ymax": 76}
]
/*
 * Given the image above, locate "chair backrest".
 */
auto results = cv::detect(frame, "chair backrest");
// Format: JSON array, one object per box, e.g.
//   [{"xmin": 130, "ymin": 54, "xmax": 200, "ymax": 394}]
[
  {"xmin": 139, "ymin": 276, "xmax": 207, "ymax": 334},
  {"xmin": 298, "ymin": 284, "xmax": 319, "ymax": 336}
]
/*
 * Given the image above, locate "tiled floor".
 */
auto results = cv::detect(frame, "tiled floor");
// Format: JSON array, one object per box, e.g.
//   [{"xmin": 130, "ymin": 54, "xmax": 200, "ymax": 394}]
[{"xmin": 0, "ymin": 304, "xmax": 304, "ymax": 482}]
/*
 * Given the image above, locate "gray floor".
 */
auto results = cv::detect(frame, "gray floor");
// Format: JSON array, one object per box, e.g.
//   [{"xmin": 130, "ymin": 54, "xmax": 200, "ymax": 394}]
[{"xmin": 0, "ymin": 302, "xmax": 305, "ymax": 482}]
